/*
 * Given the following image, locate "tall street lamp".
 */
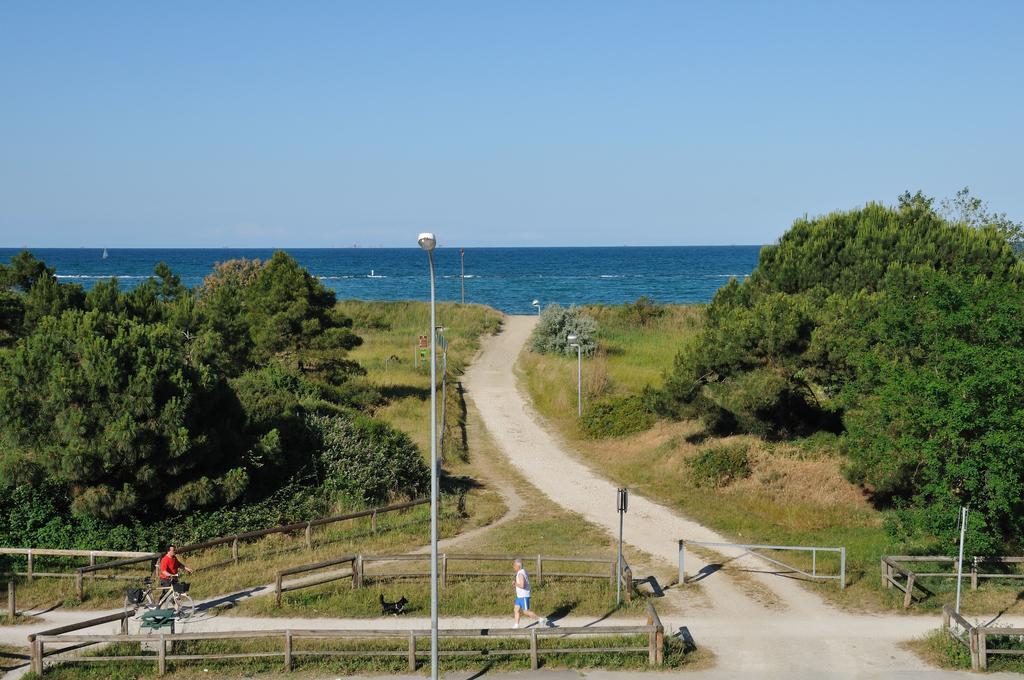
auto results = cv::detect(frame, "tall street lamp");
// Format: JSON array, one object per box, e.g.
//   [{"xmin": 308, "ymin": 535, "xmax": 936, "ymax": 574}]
[
  {"xmin": 417, "ymin": 232, "xmax": 440, "ymax": 680},
  {"xmin": 532, "ymin": 299, "xmax": 541, "ymax": 316},
  {"xmin": 567, "ymin": 333, "xmax": 582, "ymax": 418}
]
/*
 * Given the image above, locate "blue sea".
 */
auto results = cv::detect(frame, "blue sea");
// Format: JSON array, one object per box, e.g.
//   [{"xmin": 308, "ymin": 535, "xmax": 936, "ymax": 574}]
[{"xmin": 0, "ymin": 247, "xmax": 761, "ymax": 314}]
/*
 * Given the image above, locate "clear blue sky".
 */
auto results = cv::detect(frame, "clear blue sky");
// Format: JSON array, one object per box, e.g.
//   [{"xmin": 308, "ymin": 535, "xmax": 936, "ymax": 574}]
[{"xmin": 1, "ymin": 1, "xmax": 1021, "ymax": 248}]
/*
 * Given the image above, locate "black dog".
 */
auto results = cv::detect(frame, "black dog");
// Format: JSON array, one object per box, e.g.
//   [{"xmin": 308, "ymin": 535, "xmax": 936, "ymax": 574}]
[{"xmin": 380, "ymin": 594, "xmax": 408, "ymax": 615}]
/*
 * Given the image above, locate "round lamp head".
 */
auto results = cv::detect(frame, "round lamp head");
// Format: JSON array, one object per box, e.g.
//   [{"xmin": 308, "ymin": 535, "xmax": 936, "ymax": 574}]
[
  {"xmin": 417, "ymin": 232, "xmax": 437, "ymax": 251},
  {"xmin": 567, "ymin": 333, "xmax": 579, "ymax": 344},
  {"xmin": 532, "ymin": 299, "xmax": 539, "ymax": 306}
]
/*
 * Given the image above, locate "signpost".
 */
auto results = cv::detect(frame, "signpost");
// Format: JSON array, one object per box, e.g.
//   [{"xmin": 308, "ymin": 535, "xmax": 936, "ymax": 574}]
[{"xmin": 617, "ymin": 487, "xmax": 628, "ymax": 605}]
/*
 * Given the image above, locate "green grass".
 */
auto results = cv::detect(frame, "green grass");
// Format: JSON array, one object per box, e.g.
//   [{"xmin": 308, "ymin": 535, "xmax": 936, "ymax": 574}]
[
  {"xmin": 13, "ymin": 501, "xmax": 470, "ymax": 611},
  {"xmin": 905, "ymin": 628, "xmax": 1024, "ymax": 673},
  {"xmin": 517, "ymin": 302, "xmax": 1024, "ymax": 613},
  {"xmin": 339, "ymin": 300, "xmax": 502, "ymax": 456},
  {"xmin": 29, "ymin": 631, "xmax": 709, "ymax": 679}
]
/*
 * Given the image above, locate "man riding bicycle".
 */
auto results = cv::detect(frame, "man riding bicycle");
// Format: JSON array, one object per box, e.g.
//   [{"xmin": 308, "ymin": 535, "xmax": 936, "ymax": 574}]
[{"xmin": 158, "ymin": 545, "xmax": 193, "ymax": 586}]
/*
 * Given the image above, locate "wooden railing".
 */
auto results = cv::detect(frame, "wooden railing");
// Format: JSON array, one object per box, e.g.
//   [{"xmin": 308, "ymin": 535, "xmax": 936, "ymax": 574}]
[
  {"xmin": 29, "ymin": 603, "xmax": 667, "ymax": 676},
  {"xmin": 27, "ymin": 609, "xmax": 136, "ymax": 676},
  {"xmin": 73, "ymin": 498, "xmax": 428, "ymax": 599},
  {"xmin": 883, "ymin": 555, "xmax": 1024, "ymax": 608},
  {"xmin": 942, "ymin": 603, "xmax": 1024, "ymax": 671},
  {"xmin": 0, "ymin": 548, "xmax": 151, "ymax": 581},
  {"xmin": 274, "ymin": 552, "xmax": 620, "ymax": 606}
]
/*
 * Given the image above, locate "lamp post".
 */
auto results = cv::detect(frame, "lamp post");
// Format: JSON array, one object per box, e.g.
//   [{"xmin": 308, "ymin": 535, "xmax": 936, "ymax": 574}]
[
  {"xmin": 417, "ymin": 232, "xmax": 440, "ymax": 680},
  {"xmin": 532, "ymin": 299, "xmax": 540, "ymax": 316},
  {"xmin": 567, "ymin": 333, "xmax": 581, "ymax": 418}
]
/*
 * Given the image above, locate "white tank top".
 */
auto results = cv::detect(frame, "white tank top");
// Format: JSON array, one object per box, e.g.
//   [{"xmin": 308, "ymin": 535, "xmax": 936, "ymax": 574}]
[{"xmin": 515, "ymin": 568, "xmax": 531, "ymax": 598}]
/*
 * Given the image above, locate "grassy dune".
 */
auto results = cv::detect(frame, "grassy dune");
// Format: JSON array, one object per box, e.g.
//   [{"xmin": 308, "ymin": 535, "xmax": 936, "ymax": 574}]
[{"xmin": 519, "ymin": 302, "xmax": 1024, "ymax": 615}]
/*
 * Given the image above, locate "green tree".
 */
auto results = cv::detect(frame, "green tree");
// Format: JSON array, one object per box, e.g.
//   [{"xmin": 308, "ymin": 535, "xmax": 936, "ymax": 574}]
[{"xmin": 0, "ymin": 310, "xmax": 244, "ymax": 519}]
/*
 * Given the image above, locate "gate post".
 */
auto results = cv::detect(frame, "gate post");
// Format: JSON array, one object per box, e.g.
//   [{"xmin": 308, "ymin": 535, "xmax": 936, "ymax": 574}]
[{"xmin": 678, "ymin": 540, "xmax": 685, "ymax": 585}]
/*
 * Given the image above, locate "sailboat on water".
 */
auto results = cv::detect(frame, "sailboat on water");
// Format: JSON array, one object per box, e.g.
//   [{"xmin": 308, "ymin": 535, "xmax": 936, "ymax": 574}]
[{"xmin": 102, "ymin": 248, "xmax": 108, "ymax": 259}]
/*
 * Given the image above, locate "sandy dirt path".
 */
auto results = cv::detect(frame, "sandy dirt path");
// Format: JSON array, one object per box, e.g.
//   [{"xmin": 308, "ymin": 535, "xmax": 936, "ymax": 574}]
[{"xmin": 462, "ymin": 315, "xmax": 999, "ymax": 677}]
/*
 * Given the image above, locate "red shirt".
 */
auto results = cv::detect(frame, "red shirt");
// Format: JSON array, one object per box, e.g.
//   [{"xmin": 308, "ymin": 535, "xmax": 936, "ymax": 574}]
[{"xmin": 159, "ymin": 554, "xmax": 182, "ymax": 578}]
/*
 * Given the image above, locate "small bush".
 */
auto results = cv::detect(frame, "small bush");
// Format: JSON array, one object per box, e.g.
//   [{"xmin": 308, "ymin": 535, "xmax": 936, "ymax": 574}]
[
  {"xmin": 530, "ymin": 303, "xmax": 597, "ymax": 356},
  {"xmin": 688, "ymin": 444, "xmax": 752, "ymax": 487},
  {"xmin": 581, "ymin": 393, "xmax": 656, "ymax": 438},
  {"xmin": 619, "ymin": 296, "xmax": 665, "ymax": 326}
]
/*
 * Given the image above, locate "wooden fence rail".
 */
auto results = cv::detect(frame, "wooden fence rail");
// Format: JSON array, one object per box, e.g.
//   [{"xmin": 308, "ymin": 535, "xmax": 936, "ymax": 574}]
[
  {"xmin": 274, "ymin": 552, "xmax": 625, "ymax": 606},
  {"xmin": 939, "ymin": 603, "xmax": 1024, "ymax": 671},
  {"xmin": 71, "ymin": 498, "xmax": 428, "ymax": 599},
  {"xmin": 29, "ymin": 603, "xmax": 666, "ymax": 676},
  {"xmin": 0, "ymin": 548, "xmax": 152, "ymax": 581},
  {"xmin": 884, "ymin": 556, "xmax": 1024, "ymax": 608}
]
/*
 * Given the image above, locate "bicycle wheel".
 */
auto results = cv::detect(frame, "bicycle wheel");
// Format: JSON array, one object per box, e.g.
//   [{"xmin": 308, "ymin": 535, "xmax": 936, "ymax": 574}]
[{"xmin": 175, "ymin": 593, "xmax": 195, "ymax": 620}]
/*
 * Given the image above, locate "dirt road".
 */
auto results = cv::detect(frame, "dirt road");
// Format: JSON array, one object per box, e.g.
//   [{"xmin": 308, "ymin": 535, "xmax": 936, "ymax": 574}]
[{"xmin": 462, "ymin": 315, "xmax": 993, "ymax": 676}]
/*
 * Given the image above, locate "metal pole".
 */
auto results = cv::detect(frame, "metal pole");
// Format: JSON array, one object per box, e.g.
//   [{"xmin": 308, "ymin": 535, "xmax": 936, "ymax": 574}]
[
  {"xmin": 460, "ymin": 248, "xmax": 465, "ymax": 304},
  {"xmin": 678, "ymin": 540, "xmax": 685, "ymax": 585},
  {"xmin": 428, "ymin": 250, "xmax": 439, "ymax": 680},
  {"xmin": 577, "ymin": 346, "xmax": 585, "ymax": 419},
  {"xmin": 956, "ymin": 506, "xmax": 968, "ymax": 615},
  {"xmin": 617, "ymin": 505, "xmax": 623, "ymax": 605}
]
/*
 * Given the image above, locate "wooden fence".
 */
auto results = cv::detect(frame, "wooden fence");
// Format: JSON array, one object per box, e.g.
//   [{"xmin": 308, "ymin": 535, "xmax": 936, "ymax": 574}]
[
  {"xmin": 0, "ymin": 548, "xmax": 151, "ymax": 581},
  {"xmin": 28, "ymin": 602, "xmax": 665, "ymax": 676},
  {"xmin": 941, "ymin": 603, "xmax": 1024, "ymax": 671},
  {"xmin": 70, "ymin": 498, "xmax": 428, "ymax": 599},
  {"xmin": 275, "ymin": 552, "xmax": 633, "ymax": 606},
  {"xmin": 882, "ymin": 555, "xmax": 1024, "ymax": 608}
]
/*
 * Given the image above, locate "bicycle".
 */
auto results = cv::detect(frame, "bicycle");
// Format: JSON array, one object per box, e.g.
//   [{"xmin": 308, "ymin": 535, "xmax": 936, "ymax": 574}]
[{"xmin": 124, "ymin": 576, "xmax": 195, "ymax": 619}]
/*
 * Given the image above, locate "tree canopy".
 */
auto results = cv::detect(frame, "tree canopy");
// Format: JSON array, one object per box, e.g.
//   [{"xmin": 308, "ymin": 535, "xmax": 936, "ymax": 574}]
[{"xmin": 662, "ymin": 195, "xmax": 1024, "ymax": 548}]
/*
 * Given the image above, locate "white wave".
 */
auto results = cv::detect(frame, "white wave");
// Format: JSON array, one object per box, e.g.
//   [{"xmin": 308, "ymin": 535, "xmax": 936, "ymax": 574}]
[
  {"xmin": 599, "ymin": 274, "xmax": 624, "ymax": 279},
  {"xmin": 56, "ymin": 274, "xmax": 148, "ymax": 279}
]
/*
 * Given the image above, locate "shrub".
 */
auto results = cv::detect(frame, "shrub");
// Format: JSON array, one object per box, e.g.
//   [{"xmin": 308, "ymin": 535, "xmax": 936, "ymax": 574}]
[
  {"xmin": 581, "ymin": 393, "xmax": 656, "ymax": 438},
  {"xmin": 307, "ymin": 412, "xmax": 429, "ymax": 506},
  {"xmin": 530, "ymin": 303, "xmax": 598, "ymax": 357},
  {"xmin": 687, "ymin": 444, "xmax": 751, "ymax": 488},
  {"xmin": 619, "ymin": 296, "xmax": 665, "ymax": 327}
]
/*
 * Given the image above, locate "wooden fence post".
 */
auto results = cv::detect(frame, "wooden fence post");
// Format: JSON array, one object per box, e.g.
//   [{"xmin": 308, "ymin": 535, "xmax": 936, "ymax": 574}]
[
  {"xmin": 610, "ymin": 556, "xmax": 616, "ymax": 587},
  {"xmin": 88, "ymin": 553, "xmax": 96, "ymax": 579},
  {"xmin": 624, "ymin": 566, "xmax": 633, "ymax": 603},
  {"xmin": 978, "ymin": 629, "xmax": 987, "ymax": 670},
  {"xmin": 656, "ymin": 625, "xmax": 664, "ymax": 666},
  {"xmin": 305, "ymin": 523, "xmax": 313, "ymax": 552},
  {"xmin": 284, "ymin": 630, "xmax": 292, "ymax": 671},
  {"xmin": 371, "ymin": 511, "xmax": 378, "ymax": 533},
  {"xmin": 32, "ymin": 638, "xmax": 43, "ymax": 677},
  {"xmin": 158, "ymin": 634, "xmax": 167, "ymax": 675},
  {"xmin": 7, "ymin": 581, "xmax": 14, "ymax": 619},
  {"xmin": 232, "ymin": 538, "xmax": 239, "ymax": 565},
  {"xmin": 27, "ymin": 550, "xmax": 33, "ymax": 582},
  {"xmin": 121, "ymin": 614, "xmax": 129, "ymax": 635},
  {"xmin": 75, "ymin": 569, "xmax": 84, "ymax": 601},
  {"xmin": 941, "ymin": 605, "xmax": 950, "ymax": 632},
  {"xmin": 352, "ymin": 555, "xmax": 363, "ymax": 589},
  {"xmin": 903, "ymin": 574, "xmax": 915, "ymax": 609},
  {"xmin": 971, "ymin": 558, "xmax": 978, "ymax": 591},
  {"xmin": 969, "ymin": 628, "xmax": 980, "ymax": 671},
  {"xmin": 530, "ymin": 628, "xmax": 538, "ymax": 670},
  {"xmin": 880, "ymin": 558, "xmax": 889, "ymax": 588},
  {"xmin": 275, "ymin": 573, "xmax": 283, "ymax": 607},
  {"xmin": 408, "ymin": 631, "xmax": 416, "ymax": 672},
  {"xmin": 536, "ymin": 555, "xmax": 542, "ymax": 587}
]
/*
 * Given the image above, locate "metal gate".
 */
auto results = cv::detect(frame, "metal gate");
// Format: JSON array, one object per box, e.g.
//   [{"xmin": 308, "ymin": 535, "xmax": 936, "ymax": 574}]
[{"xmin": 678, "ymin": 539, "xmax": 845, "ymax": 589}]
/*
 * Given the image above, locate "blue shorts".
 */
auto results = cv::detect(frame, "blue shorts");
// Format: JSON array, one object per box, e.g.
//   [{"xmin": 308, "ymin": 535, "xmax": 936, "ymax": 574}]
[{"xmin": 515, "ymin": 596, "xmax": 530, "ymax": 610}]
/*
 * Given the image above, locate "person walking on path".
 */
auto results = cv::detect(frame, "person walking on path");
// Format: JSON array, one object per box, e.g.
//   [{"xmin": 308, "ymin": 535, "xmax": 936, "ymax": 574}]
[{"xmin": 512, "ymin": 558, "xmax": 549, "ymax": 628}]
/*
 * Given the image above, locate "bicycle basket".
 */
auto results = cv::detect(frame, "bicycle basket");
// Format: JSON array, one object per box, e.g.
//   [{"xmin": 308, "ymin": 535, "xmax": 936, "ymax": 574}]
[
  {"xmin": 126, "ymin": 588, "xmax": 145, "ymax": 604},
  {"xmin": 172, "ymin": 581, "xmax": 190, "ymax": 593}
]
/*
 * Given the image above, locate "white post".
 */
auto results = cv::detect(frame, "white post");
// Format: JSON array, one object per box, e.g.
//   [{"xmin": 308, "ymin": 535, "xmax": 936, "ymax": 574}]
[
  {"xmin": 576, "ymin": 344, "xmax": 582, "ymax": 418},
  {"xmin": 428, "ymin": 250, "xmax": 439, "ymax": 680},
  {"xmin": 955, "ymin": 506, "xmax": 968, "ymax": 615}
]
